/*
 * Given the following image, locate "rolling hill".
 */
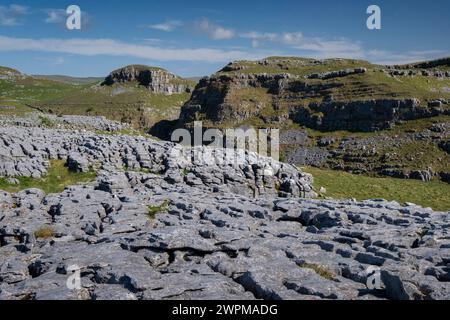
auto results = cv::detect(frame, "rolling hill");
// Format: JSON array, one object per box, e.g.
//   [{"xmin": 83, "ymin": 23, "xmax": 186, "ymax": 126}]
[{"xmin": 0, "ymin": 65, "xmax": 196, "ymax": 129}]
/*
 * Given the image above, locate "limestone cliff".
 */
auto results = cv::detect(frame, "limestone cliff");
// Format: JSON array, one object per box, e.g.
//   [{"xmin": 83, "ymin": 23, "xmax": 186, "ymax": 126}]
[
  {"xmin": 102, "ymin": 65, "xmax": 194, "ymax": 95},
  {"xmin": 179, "ymin": 57, "xmax": 450, "ymax": 131}
]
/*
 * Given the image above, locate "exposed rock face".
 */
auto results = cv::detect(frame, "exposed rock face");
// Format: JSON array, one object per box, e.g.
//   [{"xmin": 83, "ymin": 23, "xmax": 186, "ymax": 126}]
[
  {"xmin": 283, "ymin": 123, "xmax": 450, "ymax": 183},
  {"xmin": 179, "ymin": 58, "xmax": 450, "ymax": 131},
  {"xmin": 385, "ymin": 69, "xmax": 450, "ymax": 78},
  {"xmin": 440, "ymin": 140, "xmax": 450, "ymax": 154},
  {"xmin": 0, "ymin": 67, "xmax": 23, "ymax": 80},
  {"xmin": 180, "ymin": 73, "xmax": 298, "ymax": 123},
  {"xmin": 307, "ymin": 68, "xmax": 367, "ymax": 80},
  {"xmin": 290, "ymin": 98, "xmax": 447, "ymax": 132},
  {"xmin": 102, "ymin": 65, "xmax": 193, "ymax": 95},
  {"xmin": 1, "ymin": 116, "xmax": 450, "ymax": 300}
]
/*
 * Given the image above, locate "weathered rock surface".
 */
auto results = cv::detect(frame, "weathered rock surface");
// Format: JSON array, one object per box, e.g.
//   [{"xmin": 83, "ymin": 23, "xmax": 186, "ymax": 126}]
[
  {"xmin": 290, "ymin": 98, "xmax": 448, "ymax": 132},
  {"xmin": 0, "ymin": 113, "xmax": 131, "ymax": 132},
  {"xmin": 1, "ymin": 178, "xmax": 449, "ymax": 300},
  {"xmin": 0, "ymin": 117, "xmax": 449, "ymax": 300},
  {"xmin": 102, "ymin": 65, "xmax": 193, "ymax": 95},
  {"xmin": 0, "ymin": 124, "xmax": 313, "ymax": 198},
  {"xmin": 307, "ymin": 68, "xmax": 367, "ymax": 80}
]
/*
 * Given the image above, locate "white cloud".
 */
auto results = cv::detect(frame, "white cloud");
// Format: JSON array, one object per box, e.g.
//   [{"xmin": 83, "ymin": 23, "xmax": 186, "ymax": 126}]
[
  {"xmin": 0, "ymin": 4, "xmax": 29, "ymax": 26},
  {"xmin": 0, "ymin": 35, "xmax": 260, "ymax": 63},
  {"xmin": 240, "ymin": 30, "xmax": 449, "ymax": 64},
  {"xmin": 54, "ymin": 57, "xmax": 65, "ymax": 65},
  {"xmin": 366, "ymin": 49, "xmax": 446, "ymax": 65},
  {"xmin": 35, "ymin": 56, "xmax": 66, "ymax": 65},
  {"xmin": 149, "ymin": 20, "xmax": 182, "ymax": 32},
  {"xmin": 43, "ymin": 9, "xmax": 66, "ymax": 24},
  {"xmin": 194, "ymin": 19, "xmax": 235, "ymax": 40},
  {"xmin": 241, "ymin": 31, "xmax": 364, "ymax": 58}
]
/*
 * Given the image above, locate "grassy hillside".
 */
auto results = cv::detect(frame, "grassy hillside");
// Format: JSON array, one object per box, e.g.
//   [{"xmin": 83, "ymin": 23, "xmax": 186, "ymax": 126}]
[
  {"xmin": 32, "ymin": 75, "xmax": 104, "ymax": 85},
  {"xmin": 304, "ymin": 166, "xmax": 450, "ymax": 212},
  {"xmin": 219, "ymin": 57, "xmax": 450, "ymax": 117},
  {"xmin": 34, "ymin": 83, "xmax": 190, "ymax": 128},
  {"xmin": 0, "ymin": 65, "xmax": 193, "ymax": 129},
  {"xmin": 0, "ymin": 68, "xmax": 84, "ymax": 116}
]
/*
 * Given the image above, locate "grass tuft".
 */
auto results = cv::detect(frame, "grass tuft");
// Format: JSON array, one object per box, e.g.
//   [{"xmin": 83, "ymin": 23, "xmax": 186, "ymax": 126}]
[
  {"xmin": 0, "ymin": 160, "xmax": 96, "ymax": 194},
  {"xmin": 34, "ymin": 226, "xmax": 55, "ymax": 239},
  {"xmin": 299, "ymin": 263, "xmax": 336, "ymax": 281},
  {"xmin": 147, "ymin": 199, "xmax": 170, "ymax": 219}
]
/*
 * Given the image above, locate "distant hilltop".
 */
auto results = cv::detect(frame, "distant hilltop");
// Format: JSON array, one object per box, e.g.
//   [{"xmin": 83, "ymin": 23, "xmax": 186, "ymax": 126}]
[
  {"xmin": 101, "ymin": 64, "xmax": 196, "ymax": 95},
  {"xmin": 0, "ymin": 66, "xmax": 24, "ymax": 80}
]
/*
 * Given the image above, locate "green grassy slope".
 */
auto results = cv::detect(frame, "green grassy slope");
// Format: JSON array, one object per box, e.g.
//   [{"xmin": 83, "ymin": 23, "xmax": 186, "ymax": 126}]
[
  {"xmin": 0, "ymin": 65, "xmax": 193, "ymax": 128},
  {"xmin": 0, "ymin": 160, "xmax": 96, "ymax": 194},
  {"xmin": 304, "ymin": 166, "xmax": 450, "ymax": 212},
  {"xmin": 32, "ymin": 75, "xmax": 104, "ymax": 85}
]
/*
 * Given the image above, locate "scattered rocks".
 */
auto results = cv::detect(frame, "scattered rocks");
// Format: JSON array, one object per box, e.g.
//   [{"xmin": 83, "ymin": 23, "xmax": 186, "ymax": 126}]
[
  {"xmin": 67, "ymin": 153, "xmax": 90, "ymax": 173},
  {"xmin": 307, "ymin": 68, "xmax": 366, "ymax": 80},
  {"xmin": 0, "ymin": 123, "xmax": 314, "ymax": 198}
]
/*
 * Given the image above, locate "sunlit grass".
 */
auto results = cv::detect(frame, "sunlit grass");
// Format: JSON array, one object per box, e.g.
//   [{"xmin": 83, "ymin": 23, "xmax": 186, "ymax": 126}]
[
  {"xmin": 303, "ymin": 166, "xmax": 450, "ymax": 212},
  {"xmin": 0, "ymin": 160, "xmax": 96, "ymax": 194}
]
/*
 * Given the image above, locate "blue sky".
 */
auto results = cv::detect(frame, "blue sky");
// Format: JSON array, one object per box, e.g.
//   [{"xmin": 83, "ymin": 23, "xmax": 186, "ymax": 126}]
[{"xmin": 0, "ymin": 0, "xmax": 449, "ymax": 77}]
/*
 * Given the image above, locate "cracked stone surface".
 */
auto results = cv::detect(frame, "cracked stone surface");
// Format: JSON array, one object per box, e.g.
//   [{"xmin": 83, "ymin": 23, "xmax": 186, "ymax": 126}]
[{"xmin": 0, "ymin": 120, "xmax": 449, "ymax": 300}]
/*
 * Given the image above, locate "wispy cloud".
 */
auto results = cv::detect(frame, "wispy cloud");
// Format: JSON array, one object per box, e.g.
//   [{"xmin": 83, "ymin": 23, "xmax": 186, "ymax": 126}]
[
  {"xmin": 36, "ymin": 56, "xmax": 66, "ymax": 65},
  {"xmin": 148, "ymin": 20, "xmax": 183, "ymax": 32},
  {"xmin": 366, "ymin": 49, "xmax": 447, "ymax": 65},
  {"xmin": 0, "ymin": 4, "xmax": 29, "ymax": 26},
  {"xmin": 43, "ymin": 8, "xmax": 66, "ymax": 24},
  {"xmin": 193, "ymin": 18, "xmax": 235, "ymax": 40},
  {"xmin": 0, "ymin": 35, "xmax": 260, "ymax": 62},
  {"xmin": 240, "ymin": 30, "xmax": 448, "ymax": 64},
  {"xmin": 241, "ymin": 31, "xmax": 364, "ymax": 59}
]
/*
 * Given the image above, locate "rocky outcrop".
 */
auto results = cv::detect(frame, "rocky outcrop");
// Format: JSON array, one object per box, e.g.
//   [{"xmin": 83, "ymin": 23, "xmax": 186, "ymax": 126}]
[
  {"xmin": 0, "ymin": 67, "xmax": 23, "ymax": 80},
  {"xmin": 180, "ymin": 73, "xmax": 300, "ymax": 124},
  {"xmin": 179, "ymin": 57, "xmax": 450, "ymax": 132},
  {"xmin": 439, "ymin": 140, "xmax": 450, "ymax": 154},
  {"xmin": 385, "ymin": 69, "xmax": 450, "ymax": 78},
  {"xmin": 0, "ymin": 119, "xmax": 314, "ymax": 198},
  {"xmin": 102, "ymin": 65, "xmax": 193, "ymax": 95},
  {"xmin": 182, "ymin": 75, "xmax": 447, "ymax": 131},
  {"xmin": 307, "ymin": 68, "xmax": 367, "ymax": 80},
  {"xmin": 289, "ymin": 98, "xmax": 447, "ymax": 132}
]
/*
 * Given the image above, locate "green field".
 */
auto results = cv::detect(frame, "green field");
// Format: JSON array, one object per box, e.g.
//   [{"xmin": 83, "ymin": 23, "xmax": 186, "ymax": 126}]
[
  {"xmin": 303, "ymin": 166, "xmax": 450, "ymax": 211},
  {"xmin": 0, "ymin": 160, "xmax": 97, "ymax": 194}
]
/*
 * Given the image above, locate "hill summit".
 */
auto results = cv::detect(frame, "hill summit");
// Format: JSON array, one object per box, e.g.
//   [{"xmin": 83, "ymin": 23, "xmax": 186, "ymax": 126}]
[
  {"xmin": 102, "ymin": 64, "xmax": 195, "ymax": 95},
  {"xmin": 0, "ymin": 66, "xmax": 22, "ymax": 79}
]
